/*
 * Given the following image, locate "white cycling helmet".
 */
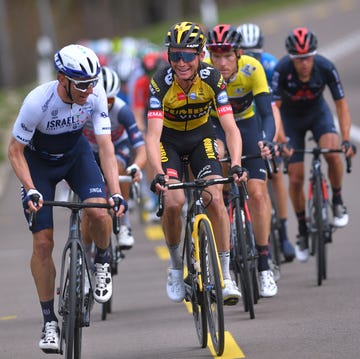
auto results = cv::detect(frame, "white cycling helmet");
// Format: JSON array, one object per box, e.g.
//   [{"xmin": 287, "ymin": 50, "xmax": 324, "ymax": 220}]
[
  {"xmin": 237, "ymin": 23, "xmax": 264, "ymax": 49},
  {"xmin": 54, "ymin": 44, "xmax": 100, "ymax": 79},
  {"xmin": 100, "ymin": 66, "xmax": 120, "ymax": 98}
]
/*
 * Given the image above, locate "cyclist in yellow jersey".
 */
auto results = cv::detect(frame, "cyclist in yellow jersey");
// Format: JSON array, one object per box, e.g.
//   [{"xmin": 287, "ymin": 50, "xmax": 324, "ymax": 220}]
[
  {"xmin": 206, "ymin": 24, "xmax": 277, "ymax": 297},
  {"xmin": 146, "ymin": 22, "xmax": 247, "ymax": 305}
]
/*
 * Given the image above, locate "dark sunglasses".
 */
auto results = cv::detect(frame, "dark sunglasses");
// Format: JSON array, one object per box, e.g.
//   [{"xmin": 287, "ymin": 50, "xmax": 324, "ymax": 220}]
[
  {"xmin": 207, "ymin": 44, "xmax": 233, "ymax": 53},
  {"xmin": 168, "ymin": 51, "xmax": 198, "ymax": 63},
  {"xmin": 66, "ymin": 76, "xmax": 99, "ymax": 92}
]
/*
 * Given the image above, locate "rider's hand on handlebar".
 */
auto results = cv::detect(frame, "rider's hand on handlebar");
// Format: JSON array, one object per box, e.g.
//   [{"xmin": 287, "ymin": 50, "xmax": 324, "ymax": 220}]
[
  {"xmin": 341, "ymin": 140, "xmax": 357, "ymax": 157},
  {"xmin": 258, "ymin": 140, "xmax": 275, "ymax": 159},
  {"xmin": 150, "ymin": 173, "xmax": 167, "ymax": 194},
  {"xmin": 108, "ymin": 193, "xmax": 128, "ymax": 216},
  {"xmin": 22, "ymin": 189, "xmax": 43, "ymax": 213},
  {"xmin": 278, "ymin": 141, "xmax": 294, "ymax": 159},
  {"xmin": 126, "ymin": 163, "xmax": 143, "ymax": 182},
  {"xmin": 229, "ymin": 165, "xmax": 248, "ymax": 184}
]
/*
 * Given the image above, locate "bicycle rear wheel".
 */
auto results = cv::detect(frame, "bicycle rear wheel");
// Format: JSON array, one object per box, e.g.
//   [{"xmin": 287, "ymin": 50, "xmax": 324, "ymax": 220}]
[
  {"xmin": 199, "ymin": 219, "xmax": 225, "ymax": 356},
  {"xmin": 184, "ymin": 221, "xmax": 207, "ymax": 348},
  {"xmin": 231, "ymin": 197, "xmax": 255, "ymax": 319}
]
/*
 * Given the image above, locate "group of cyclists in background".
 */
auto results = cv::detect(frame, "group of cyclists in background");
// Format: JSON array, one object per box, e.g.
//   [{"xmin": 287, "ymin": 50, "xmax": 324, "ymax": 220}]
[{"xmin": 7, "ymin": 17, "xmax": 356, "ymax": 354}]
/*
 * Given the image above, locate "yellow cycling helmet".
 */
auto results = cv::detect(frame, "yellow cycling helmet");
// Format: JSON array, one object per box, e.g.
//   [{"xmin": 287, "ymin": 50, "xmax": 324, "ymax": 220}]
[{"xmin": 164, "ymin": 22, "xmax": 206, "ymax": 52}]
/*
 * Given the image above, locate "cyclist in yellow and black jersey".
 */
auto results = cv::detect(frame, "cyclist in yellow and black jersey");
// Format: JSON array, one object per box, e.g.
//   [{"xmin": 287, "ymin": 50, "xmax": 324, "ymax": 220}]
[
  {"xmin": 206, "ymin": 24, "xmax": 277, "ymax": 297},
  {"xmin": 146, "ymin": 21, "xmax": 247, "ymax": 305}
]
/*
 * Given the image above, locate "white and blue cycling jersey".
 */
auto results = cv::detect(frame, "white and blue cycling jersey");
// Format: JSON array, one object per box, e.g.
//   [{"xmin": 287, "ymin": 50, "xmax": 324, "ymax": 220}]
[
  {"xmin": 12, "ymin": 81, "xmax": 112, "ymax": 232},
  {"xmin": 13, "ymin": 80, "xmax": 111, "ymax": 159}
]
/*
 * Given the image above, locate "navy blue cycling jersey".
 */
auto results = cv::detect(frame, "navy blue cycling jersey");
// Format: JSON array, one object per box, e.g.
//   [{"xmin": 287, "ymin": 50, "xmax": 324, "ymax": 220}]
[
  {"xmin": 272, "ymin": 54, "xmax": 342, "ymax": 162},
  {"xmin": 271, "ymin": 54, "xmax": 345, "ymax": 113}
]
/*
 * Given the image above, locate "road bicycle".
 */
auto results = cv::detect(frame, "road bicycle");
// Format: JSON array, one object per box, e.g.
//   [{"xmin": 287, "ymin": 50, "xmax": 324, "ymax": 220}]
[
  {"xmin": 29, "ymin": 199, "xmax": 118, "ymax": 358},
  {"xmin": 157, "ymin": 165, "xmax": 234, "ymax": 356},
  {"xmin": 284, "ymin": 146, "xmax": 352, "ymax": 286},
  {"xmin": 220, "ymin": 153, "xmax": 276, "ymax": 319}
]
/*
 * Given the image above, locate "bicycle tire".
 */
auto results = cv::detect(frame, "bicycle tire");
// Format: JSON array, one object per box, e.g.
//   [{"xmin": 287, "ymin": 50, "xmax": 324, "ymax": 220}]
[
  {"xmin": 313, "ymin": 176, "xmax": 326, "ymax": 286},
  {"xmin": 243, "ymin": 203, "xmax": 259, "ymax": 305},
  {"xmin": 199, "ymin": 219, "xmax": 225, "ymax": 356},
  {"xmin": 64, "ymin": 240, "xmax": 78, "ymax": 359},
  {"xmin": 184, "ymin": 221, "xmax": 207, "ymax": 348},
  {"xmin": 231, "ymin": 197, "xmax": 255, "ymax": 319}
]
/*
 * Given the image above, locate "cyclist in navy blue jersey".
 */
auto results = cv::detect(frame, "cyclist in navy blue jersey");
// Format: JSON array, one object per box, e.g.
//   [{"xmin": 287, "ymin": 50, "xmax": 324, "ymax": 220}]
[
  {"xmin": 238, "ymin": 23, "xmax": 295, "ymax": 263},
  {"xmin": 8, "ymin": 44, "xmax": 127, "ymax": 353},
  {"xmin": 272, "ymin": 27, "xmax": 356, "ymax": 262}
]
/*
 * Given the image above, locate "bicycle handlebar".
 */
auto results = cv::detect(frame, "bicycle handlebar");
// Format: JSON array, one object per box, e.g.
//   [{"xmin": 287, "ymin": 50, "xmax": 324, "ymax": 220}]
[
  {"xmin": 220, "ymin": 153, "xmax": 277, "ymax": 179},
  {"xmin": 156, "ymin": 176, "xmax": 235, "ymax": 218},
  {"xmin": 283, "ymin": 147, "xmax": 352, "ymax": 174},
  {"xmin": 28, "ymin": 200, "xmax": 120, "ymax": 234}
]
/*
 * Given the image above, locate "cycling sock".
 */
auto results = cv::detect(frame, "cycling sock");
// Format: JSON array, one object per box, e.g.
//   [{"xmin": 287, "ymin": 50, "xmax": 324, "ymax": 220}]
[
  {"xmin": 279, "ymin": 218, "xmax": 288, "ymax": 243},
  {"xmin": 94, "ymin": 246, "xmax": 110, "ymax": 264},
  {"xmin": 167, "ymin": 243, "xmax": 182, "ymax": 270},
  {"xmin": 40, "ymin": 299, "xmax": 57, "ymax": 325},
  {"xmin": 218, "ymin": 251, "xmax": 231, "ymax": 280},
  {"xmin": 296, "ymin": 210, "xmax": 307, "ymax": 236},
  {"xmin": 256, "ymin": 245, "xmax": 270, "ymax": 272},
  {"xmin": 332, "ymin": 187, "xmax": 343, "ymax": 205}
]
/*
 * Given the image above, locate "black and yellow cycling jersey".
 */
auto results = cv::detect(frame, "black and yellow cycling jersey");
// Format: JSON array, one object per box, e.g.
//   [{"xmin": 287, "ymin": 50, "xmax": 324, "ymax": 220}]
[
  {"xmin": 147, "ymin": 62, "xmax": 233, "ymax": 137},
  {"xmin": 205, "ymin": 54, "xmax": 269, "ymax": 120}
]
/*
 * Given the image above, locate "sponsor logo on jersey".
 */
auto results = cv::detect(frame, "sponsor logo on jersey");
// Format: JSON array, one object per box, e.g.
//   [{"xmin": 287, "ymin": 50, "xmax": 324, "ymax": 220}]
[
  {"xmin": 217, "ymin": 91, "xmax": 228, "ymax": 104},
  {"xmin": 150, "ymin": 78, "xmax": 161, "ymax": 93},
  {"xmin": 177, "ymin": 93, "xmax": 186, "ymax": 101},
  {"xmin": 240, "ymin": 64, "xmax": 255, "ymax": 77},
  {"xmin": 148, "ymin": 110, "xmax": 163, "ymax": 119},
  {"xmin": 217, "ymin": 104, "xmax": 233, "ymax": 116},
  {"xmin": 149, "ymin": 96, "xmax": 161, "ymax": 109},
  {"xmin": 46, "ymin": 116, "xmax": 81, "ymax": 130},
  {"xmin": 21, "ymin": 123, "xmax": 32, "ymax": 133},
  {"xmin": 189, "ymin": 92, "xmax": 197, "ymax": 100},
  {"xmin": 100, "ymin": 112, "xmax": 108, "ymax": 118}
]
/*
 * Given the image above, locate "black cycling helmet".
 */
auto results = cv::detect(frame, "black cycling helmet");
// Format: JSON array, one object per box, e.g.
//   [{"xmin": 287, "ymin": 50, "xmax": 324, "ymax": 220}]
[
  {"xmin": 164, "ymin": 22, "xmax": 206, "ymax": 52},
  {"xmin": 285, "ymin": 27, "xmax": 318, "ymax": 57},
  {"xmin": 207, "ymin": 24, "xmax": 242, "ymax": 52}
]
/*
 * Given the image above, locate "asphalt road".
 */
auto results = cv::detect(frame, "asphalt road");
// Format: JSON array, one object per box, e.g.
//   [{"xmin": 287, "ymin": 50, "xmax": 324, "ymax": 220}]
[{"xmin": 1, "ymin": 1, "xmax": 360, "ymax": 358}]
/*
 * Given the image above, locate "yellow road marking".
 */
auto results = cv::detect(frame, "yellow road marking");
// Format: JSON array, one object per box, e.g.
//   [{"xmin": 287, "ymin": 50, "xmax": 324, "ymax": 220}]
[
  {"xmin": 144, "ymin": 225, "xmax": 164, "ymax": 240},
  {"xmin": 0, "ymin": 315, "xmax": 17, "ymax": 321},
  {"xmin": 208, "ymin": 332, "xmax": 245, "ymax": 358},
  {"xmin": 154, "ymin": 246, "xmax": 169, "ymax": 260}
]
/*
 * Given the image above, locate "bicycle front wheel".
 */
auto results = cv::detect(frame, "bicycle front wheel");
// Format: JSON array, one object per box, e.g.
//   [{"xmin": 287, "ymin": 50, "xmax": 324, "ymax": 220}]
[
  {"xmin": 313, "ymin": 176, "xmax": 327, "ymax": 286},
  {"xmin": 63, "ymin": 241, "xmax": 79, "ymax": 359},
  {"xmin": 184, "ymin": 221, "xmax": 207, "ymax": 348},
  {"xmin": 199, "ymin": 219, "xmax": 225, "ymax": 356}
]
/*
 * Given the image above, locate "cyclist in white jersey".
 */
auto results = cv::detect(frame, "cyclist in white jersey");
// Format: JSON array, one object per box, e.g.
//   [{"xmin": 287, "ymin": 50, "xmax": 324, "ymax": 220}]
[
  {"xmin": 83, "ymin": 66, "xmax": 146, "ymax": 249},
  {"xmin": 8, "ymin": 44, "xmax": 127, "ymax": 354}
]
